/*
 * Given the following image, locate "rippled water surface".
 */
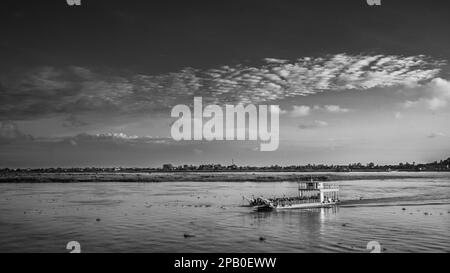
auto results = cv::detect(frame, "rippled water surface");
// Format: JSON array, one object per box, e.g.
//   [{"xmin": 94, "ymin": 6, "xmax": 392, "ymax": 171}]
[{"xmin": 0, "ymin": 172, "xmax": 449, "ymax": 253}]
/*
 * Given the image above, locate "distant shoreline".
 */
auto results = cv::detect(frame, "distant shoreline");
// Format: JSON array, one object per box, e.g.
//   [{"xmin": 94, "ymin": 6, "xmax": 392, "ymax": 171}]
[{"xmin": 0, "ymin": 171, "xmax": 447, "ymax": 183}]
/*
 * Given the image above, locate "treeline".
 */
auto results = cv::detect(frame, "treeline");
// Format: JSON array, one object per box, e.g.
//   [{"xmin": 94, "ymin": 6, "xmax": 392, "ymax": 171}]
[{"xmin": 1, "ymin": 158, "xmax": 449, "ymax": 173}]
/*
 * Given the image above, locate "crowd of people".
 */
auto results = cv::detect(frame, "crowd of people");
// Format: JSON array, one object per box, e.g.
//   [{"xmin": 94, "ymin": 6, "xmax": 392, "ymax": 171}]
[{"xmin": 249, "ymin": 195, "xmax": 321, "ymax": 207}]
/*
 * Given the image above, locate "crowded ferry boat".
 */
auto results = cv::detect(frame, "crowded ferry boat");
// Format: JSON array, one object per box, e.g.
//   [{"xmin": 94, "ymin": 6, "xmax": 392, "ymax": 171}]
[{"xmin": 245, "ymin": 180, "xmax": 340, "ymax": 210}]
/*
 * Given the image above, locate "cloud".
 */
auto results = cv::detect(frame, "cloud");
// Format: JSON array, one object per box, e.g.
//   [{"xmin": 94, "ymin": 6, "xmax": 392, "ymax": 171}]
[
  {"xmin": 298, "ymin": 120, "xmax": 328, "ymax": 129},
  {"xmin": 263, "ymin": 58, "xmax": 289, "ymax": 64},
  {"xmin": 62, "ymin": 115, "xmax": 89, "ymax": 127},
  {"xmin": 427, "ymin": 132, "xmax": 446, "ymax": 138},
  {"xmin": 323, "ymin": 105, "xmax": 350, "ymax": 113},
  {"xmin": 201, "ymin": 54, "xmax": 442, "ymax": 104},
  {"xmin": 314, "ymin": 105, "xmax": 351, "ymax": 113},
  {"xmin": 402, "ymin": 78, "xmax": 450, "ymax": 110},
  {"xmin": 0, "ymin": 124, "xmax": 173, "ymax": 147},
  {"xmin": 0, "ymin": 66, "xmax": 200, "ymax": 121},
  {"xmin": 286, "ymin": 104, "xmax": 351, "ymax": 116},
  {"xmin": 288, "ymin": 106, "xmax": 311, "ymax": 117},
  {"xmin": 0, "ymin": 54, "xmax": 443, "ymax": 121},
  {"xmin": 71, "ymin": 132, "xmax": 172, "ymax": 144},
  {"xmin": 0, "ymin": 121, "xmax": 33, "ymax": 143}
]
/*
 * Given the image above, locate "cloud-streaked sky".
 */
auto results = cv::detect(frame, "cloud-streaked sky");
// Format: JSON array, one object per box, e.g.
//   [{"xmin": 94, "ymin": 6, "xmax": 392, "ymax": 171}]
[{"xmin": 1, "ymin": 0, "xmax": 450, "ymax": 167}]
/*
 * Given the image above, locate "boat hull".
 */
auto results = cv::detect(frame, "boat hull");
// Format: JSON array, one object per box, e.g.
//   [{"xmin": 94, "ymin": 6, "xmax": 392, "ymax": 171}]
[{"xmin": 254, "ymin": 202, "xmax": 338, "ymax": 211}]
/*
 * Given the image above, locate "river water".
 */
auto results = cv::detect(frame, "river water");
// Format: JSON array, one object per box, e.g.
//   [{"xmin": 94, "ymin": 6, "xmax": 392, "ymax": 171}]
[{"xmin": 0, "ymin": 172, "xmax": 449, "ymax": 253}]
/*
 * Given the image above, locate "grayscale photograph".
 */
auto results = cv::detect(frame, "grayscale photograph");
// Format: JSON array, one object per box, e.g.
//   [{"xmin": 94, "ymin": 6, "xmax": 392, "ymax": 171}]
[{"xmin": 0, "ymin": 0, "xmax": 449, "ymax": 260}]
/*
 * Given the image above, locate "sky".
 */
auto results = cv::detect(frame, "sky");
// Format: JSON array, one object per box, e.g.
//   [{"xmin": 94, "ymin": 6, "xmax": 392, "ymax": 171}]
[{"xmin": 1, "ymin": 0, "xmax": 450, "ymax": 167}]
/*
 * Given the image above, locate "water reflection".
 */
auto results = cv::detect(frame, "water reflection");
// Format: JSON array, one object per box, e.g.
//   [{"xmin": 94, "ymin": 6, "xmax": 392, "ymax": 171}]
[{"xmin": 249, "ymin": 207, "xmax": 338, "ymax": 236}]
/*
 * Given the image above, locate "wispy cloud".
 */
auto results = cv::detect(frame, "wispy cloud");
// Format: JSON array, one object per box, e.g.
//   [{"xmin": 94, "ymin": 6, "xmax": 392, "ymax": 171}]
[
  {"xmin": 0, "ymin": 121, "xmax": 33, "ymax": 143},
  {"xmin": 427, "ymin": 132, "xmax": 446, "ymax": 138},
  {"xmin": 0, "ymin": 123, "xmax": 173, "ymax": 146},
  {"xmin": 62, "ymin": 115, "xmax": 89, "ymax": 128},
  {"xmin": 284, "ymin": 104, "xmax": 351, "ymax": 116},
  {"xmin": 298, "ymin": 120, "xmax": 328, "ymax": 130},
  {"xmin": 66, "ymin": 132, "xmax": 173, "ymax": 145},
  {"xmin": 288, "ymin": 106, "xmax": 311, "ymax": 117},
  {"xmin": 314, "ymin": 105, "xmax": 351, "ymax": 113},
  {"xmin": 0, "ymin": 54, "xmax": 443, "ymax": 121}
]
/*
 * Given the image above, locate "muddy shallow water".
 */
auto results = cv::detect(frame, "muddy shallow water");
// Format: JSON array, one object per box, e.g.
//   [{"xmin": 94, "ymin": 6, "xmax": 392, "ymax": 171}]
[{"xmin": 0, "ymin": 172, "xmax": 449, "ymax": 253}]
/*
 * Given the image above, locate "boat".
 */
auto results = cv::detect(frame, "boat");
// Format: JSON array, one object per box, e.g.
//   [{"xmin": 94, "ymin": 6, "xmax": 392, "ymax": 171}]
[{"xmin": 245, "ymin": 179, "xmax": 340, "ymax": 210}]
